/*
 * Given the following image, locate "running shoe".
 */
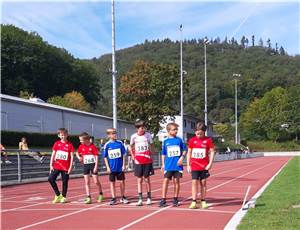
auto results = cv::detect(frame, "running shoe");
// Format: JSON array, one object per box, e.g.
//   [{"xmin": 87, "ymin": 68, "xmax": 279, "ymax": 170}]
[
  {"xmin": 189, "ymin": 201, "xmax": 198, "ymax": 209},
  {"xmin": 97, "ymin": 194, "xmax": 104, "ymax": 203},
  {"xmin": 84, "ymin": 197, "xmax": 92, "ymax": 204},
  {"xmin": 120, "ymin": 197, "xmax": 129, "ymax": 204},
  {"xmin": 60, "ymin": 196, "xmax": 67, "ymax": 203},
  {"xmin": 110, "ymin": 198, "xmax": 117, "ymax": 205},
  {"xmin": 146, "ymin": 198, "xmax": 152, "ymax": 205},
  {"xmin": 159, "ymin": 199, "xmax": 166, "ymax": 207},
  {"xmin": 136, "ymin": 199, "xmax": 143, "ymax": 206},
  {"xmin": 201, "ymin": 201, "xmax": 209, "ymax": 209},
  {"xmin": 52, "ymin": 194, "xmax": 62, "ymax": 204},
  {"xmin": 172, "ymin": 198, "xmax": 179, "ymax": 207},
  {"xmin": 5, "ymin": 160, "xmax": 12, "ymax": 164}
]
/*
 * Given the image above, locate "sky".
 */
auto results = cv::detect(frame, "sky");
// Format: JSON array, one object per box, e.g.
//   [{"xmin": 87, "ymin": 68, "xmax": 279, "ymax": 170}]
[{"xmin": 1, "ymin": 0, "xmax": 299, "ymax": 59}]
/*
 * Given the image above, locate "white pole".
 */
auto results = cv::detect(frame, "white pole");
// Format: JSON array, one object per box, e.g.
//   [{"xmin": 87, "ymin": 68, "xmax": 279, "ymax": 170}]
[
  {"xmin": 233, "ymin": 73, "xmax": 241, "ymax": 144},
  {"xmin": 111, "ymin": 0, "xmax": 117, "ymax": 129},
  {"xmin": 204, "ymin": 40, "xmax": 208, "ymax": 127},
  {"xmin": 180, "ymin": 25, "xmax": 184, "ymax": 140}
]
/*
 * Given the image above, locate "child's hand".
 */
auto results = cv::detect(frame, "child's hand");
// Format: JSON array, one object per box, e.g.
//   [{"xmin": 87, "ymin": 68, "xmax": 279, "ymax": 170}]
[
  {"xmin": 122, "ymin": 166, "xmax": 125, "ymax": 171},
  {"xmin": 93, "ymin": 167, "xmax": 98, "ymax": 174},
  {"xmin": 177, "ymin": 157, "xmax": 183, "ymax": 166},
  {"xmin": 107, "ymin": 168, "xmax": 111, "ymax": 173},
  {"xmin": 49, "ymin": 166, "xmax": 53, "ymax": 174},
  {"xmin": 67, "ymin": 169, "xmax": 72, "ymax": 175},
  {"xmin": 205, "ymin": 164, "xmax": 212, "ymax": 170},
  {"xmin": 78, "ymin": 156, "xmax": 82, "ymax": 162},
  {"xmin": 160, "ymin": 165, "xmax": 164, "ymax": 173},
  {"xmin": 187, "ymin": 165, "xmax": 191, "ymax": 173}
]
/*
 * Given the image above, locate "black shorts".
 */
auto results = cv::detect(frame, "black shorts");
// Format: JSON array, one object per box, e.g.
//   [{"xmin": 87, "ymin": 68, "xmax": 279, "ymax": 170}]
[
  {"xmin": 192, "ymin": 170, "xmax": 210, "ymax": 180},
  {"xmin": 134, "ymin": 163, "xmax": 154, "ymax": 178},
  {"xmin": 109, "ymin": 172, "xmax": 125, "ymax": 182},
  {"xmin": 83, "ymin": 163, "xmax": 98, "ymax": 175},
  {"xmin": 164, "ymin": 171, "xmax": 183, "ymax": 180}
]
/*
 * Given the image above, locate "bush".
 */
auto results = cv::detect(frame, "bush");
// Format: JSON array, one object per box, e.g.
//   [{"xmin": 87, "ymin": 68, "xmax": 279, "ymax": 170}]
[{"xmin": 1, "ymin": 131, "xmax": 80, "ymax": 148}]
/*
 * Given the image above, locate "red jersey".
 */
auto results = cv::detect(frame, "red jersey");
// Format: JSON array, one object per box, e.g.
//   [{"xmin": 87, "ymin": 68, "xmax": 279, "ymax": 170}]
[
  {"xmin": 130, "ymin": 132, "xmax": 153, "ymax": 164},
  {"xmin": 52, "ymin": 140, "xmax": 74, "ymax": 171},
  {"xmin": 188, "ymin": 136, "xmax": 214, "ymax": 171},
  {"xmin": 78, "ymin": 143, "xmax": 98, "ymax": 164}
]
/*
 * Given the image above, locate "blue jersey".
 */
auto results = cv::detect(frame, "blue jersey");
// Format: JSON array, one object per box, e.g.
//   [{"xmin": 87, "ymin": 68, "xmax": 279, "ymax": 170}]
[
  {"xmin": 103, "ymin": 140, "xmax": 125, "ymax": 172},
  {"xmin": 161, "ymin": 136, "xmax": 187, "ymax": 172}
]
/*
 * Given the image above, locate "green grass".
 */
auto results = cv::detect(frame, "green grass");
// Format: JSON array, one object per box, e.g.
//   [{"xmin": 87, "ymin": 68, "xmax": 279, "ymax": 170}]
[
  {"xmin": 248, "ymin": 141, "xmax": 300, "ymax": 152},
  {"xmin": 238, "ymin": 157, "xmax": 300, "ymax": 230}
]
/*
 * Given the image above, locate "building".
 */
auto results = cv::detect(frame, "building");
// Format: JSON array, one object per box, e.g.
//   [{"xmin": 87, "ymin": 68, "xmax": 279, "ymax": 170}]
[
  {"xmin": 0, "ymin": 94, "xmax": 135, "ymax": 139},
  {"xmin": 158, "ymin": 115, "xmax": 214, "ymax": 142}
]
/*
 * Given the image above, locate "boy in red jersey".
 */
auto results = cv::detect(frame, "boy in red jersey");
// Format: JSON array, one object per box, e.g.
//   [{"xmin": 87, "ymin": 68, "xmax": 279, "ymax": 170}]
[
  {"xmin": 76, "ymin": 132, "xmax": 104, "ymax": 204},
  {"xmin": 129, "ymin": 119, "xmax": 154, "ymax": 206},
  {"xmin": 187, "ymin": 121, "xmax": 215, "ymax": 209},
  {"xmin": 48, "ymin": 128, "xmax": 74, "ymax": 203}
]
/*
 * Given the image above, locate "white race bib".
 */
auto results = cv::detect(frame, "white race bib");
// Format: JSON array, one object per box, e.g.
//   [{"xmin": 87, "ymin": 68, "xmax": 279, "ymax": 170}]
[
  {"xmin": 135, "ymin": 142, "xmax": 149, "ymax": 153},
  {"xmin": 167, "ymin": 145, "xmax": 181, "ymax": 157},
  {"xmin": 55, "ymin": 150, "xmax": 68, "ymax": 161},
  {"xmin": 83, "ymin": 155, "xmax": 95, "ymax": 164},
  {"xmin": 108, "ymin": 149, "xmax": 122, "ymax": 159},
  {"xmin": 191, "ymin": 148, "xmax": 206, "ymax": 159}
]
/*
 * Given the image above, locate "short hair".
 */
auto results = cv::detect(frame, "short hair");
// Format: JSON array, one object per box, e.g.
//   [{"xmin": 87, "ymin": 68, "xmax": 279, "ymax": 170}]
[
  {"xmin": 195, "ymin": 121, "xmax": 207, "ymax": 132},
  {"xmin": 135, "ymin": 119, "xmax": 146, "ymax": 129},
  {"xmin": 79, "ymin": 132, "xmax": 90, "ymax": 140},
  {"xmin": 106, "ymin": 128, "xmax": 117, "ymax": 134},
  {"xmin": 166, "ymin": 122, "xmax": 179, "ymax": 132},
  {"xmin": 57, "ymin": 128, "xmax": 68, "ymax": 134}
]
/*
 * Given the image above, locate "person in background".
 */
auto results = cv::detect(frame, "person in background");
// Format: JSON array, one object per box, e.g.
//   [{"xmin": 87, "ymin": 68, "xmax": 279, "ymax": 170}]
[
  {"xmin": 19, "ymin": 137, "xmax": 45, "ymax": 163},
  {"xmin": 124, "ymin": 139, "xmax": 132, "ymax": 170},
  {"xmin": 0, "ymin": 143, "xmax": 12, "ymax": 164}
]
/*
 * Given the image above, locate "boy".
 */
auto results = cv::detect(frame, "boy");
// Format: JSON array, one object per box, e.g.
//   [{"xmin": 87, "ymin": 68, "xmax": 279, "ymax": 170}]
[
  {"xmin": 48, "ymin": 128, "xmax": 74, "ymax": 203},
  {"xmin": 103, "ymin": 128, "xmax": 129, "ymax": 205},
  {"xmin": 187, "ymin": 121, "xmax": 215, "ymax": 209},
  {"xmin": 76, "ymin": 132, "xmax": 104, "ymax": 204},
  {"xmin": 159, "ymin": 123, "xmax": 187, "ymax": 207},
  {"xmin": 129, "ymin": 119, "xmax": 154, "ymax": 206}
]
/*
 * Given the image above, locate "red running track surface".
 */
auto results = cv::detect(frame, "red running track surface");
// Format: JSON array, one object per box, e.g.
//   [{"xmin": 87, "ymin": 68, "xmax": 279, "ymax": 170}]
[{"xmin": 1, "ymin": 156, "xmax": 291, "ymax": 230}]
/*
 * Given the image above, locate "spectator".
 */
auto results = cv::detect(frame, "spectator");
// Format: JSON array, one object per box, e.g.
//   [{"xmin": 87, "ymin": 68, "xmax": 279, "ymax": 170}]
[
  {"xmin": 19, "ymin": 137, "xmax": 45, "ymax": 163},
  {"xmin": 0, "ymin": 143, "xmax": 12, "ymax": 164},
  {"xmin": 124, "ymin": 139, "xmax": 133, "ymax": 170}
]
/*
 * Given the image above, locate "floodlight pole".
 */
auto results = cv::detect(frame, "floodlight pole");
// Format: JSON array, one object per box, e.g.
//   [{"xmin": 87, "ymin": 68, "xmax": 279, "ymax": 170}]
[{"xmin": 111, "ymin": 0, "xmax": 117, "ymax": 129}]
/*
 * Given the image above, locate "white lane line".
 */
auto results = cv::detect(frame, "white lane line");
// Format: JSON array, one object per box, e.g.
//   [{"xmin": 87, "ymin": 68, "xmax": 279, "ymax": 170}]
[
  {"xmin": 241, "ymin": 185, "xmax": 251, "ymax": 209},
  {"xmin": 117, "ymin": 162, "xmax": 274, "ymax": 230}
]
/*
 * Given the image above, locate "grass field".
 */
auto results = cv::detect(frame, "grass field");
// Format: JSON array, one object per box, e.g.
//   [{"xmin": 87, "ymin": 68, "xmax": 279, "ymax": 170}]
[{"xmin": 238, "ymin": 157, "xmax": 300, "ymax": 229}]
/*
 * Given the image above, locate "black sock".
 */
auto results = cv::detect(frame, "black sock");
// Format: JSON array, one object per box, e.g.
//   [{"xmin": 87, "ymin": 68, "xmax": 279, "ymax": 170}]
[
  {"xmin": 174, "ymin": 197, "xmax": 178, "ymax": 201},
  {"xmin": 123, "ymin": 195, "xmax": 126, "ymax": 199},
  {"xmin": 99, "ymin": 192, "xmax": 103, "ymax": 195},
  {"xmin": 138, "ymin": 193, "xmax": 142, "ymax": 200},
  {"xmin": 112, "ymin": 197, "xmax": 116, "ymax": 201},
  {"xmin": 88, "ymin": 195, "xmax": 91, "ymax": 198},
  {"xmin": 201, "ymin": 199, "xmax": 206, "ymax": 202},
  {"xmin": 193, "ymin": 199, "xmax": 197, "ymax": 202},
  {"xmin": 147, "ymin": 192, "xmax": 151, "ymax": 199},
  {"xmin": 162, "ymin": 198, "xmax": 166, "ymax": 201}
]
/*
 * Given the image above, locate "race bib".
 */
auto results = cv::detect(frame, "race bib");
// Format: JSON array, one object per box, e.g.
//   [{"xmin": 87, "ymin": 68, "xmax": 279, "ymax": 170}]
[
  {"xmin": 191, "ymin": 148, "xmax": 206, "ymax": 159},
  {"xmin": 167, "ymin": 145, "xmax": 181, "ymax": 157},
  {"xmin": 55, "ymin": 150, "xmax": 68, "ymax": 160},
  {"xmin": 83, "ymin": 155, "xmax": 95, "ymax": 164},
  {"xmin": 135, "ymin": 142, "xmax": 149, "ymax": 153},
  {"xmin": 108, "ymin": 149, "xmax": 122, "ymax": 159}
]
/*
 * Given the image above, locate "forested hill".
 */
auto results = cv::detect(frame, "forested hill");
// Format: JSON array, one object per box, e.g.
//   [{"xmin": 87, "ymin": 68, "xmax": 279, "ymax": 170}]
[{"xmin": 91, "ymin": 38, "xmax": 300, "ymax": 123}]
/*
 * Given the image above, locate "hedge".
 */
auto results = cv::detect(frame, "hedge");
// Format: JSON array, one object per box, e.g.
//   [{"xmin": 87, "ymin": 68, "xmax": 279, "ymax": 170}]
[{"xmin": 1, "ymin": 130, "xmax": 80, "ymax": 148}]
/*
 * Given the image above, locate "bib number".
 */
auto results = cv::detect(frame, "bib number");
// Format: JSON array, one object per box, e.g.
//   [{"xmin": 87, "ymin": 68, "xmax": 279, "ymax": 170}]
[
  {"xmin": 55, "ymin": 150, "xmax": 68, "ymax": 161},
  {"xmin": 84, "ymin": 155, "xmax": 95, "ymax": 164},
  {"xmin": 191, "ymin": 148, "xmax": 206, "ymax": 159},
  {"xmin": 167, "ymin": 145, "xmax": 180, "ymax": 157},
  {"xmin": 108, "ymin": 149, "xmax": 121, "ymax": 159},
  {"xmin": 135, "ymin": 142, "xmax": 149, "ymax": 153}
]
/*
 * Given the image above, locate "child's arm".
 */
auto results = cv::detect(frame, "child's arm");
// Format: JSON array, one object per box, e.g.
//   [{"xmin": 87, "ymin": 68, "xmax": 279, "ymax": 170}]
[
  {"xmin": 205, "ymin": 147, "xmax": 216, "ymax": 170},
  {"xmin": 161, "ymin": 154, "xmax": 165, "ymax": 172},
  {"xmin": 49, "ymin": 151, "xmax": 55, "ymax": 173},
  {"xmin": 122, "ymin": 154, "xmax": 126, "ymax": 171},
  {"xmin": 177, "ymin": 150, "xmax": 187, "ymax": 166},
  {"xmin": 103, "ymin": 157, "xmax": 111, "ymax": 173},
  {"xmin": 93, "ymin": 155, "xmax": 99, "ymax": 174},
  {"xmin": 68, "ymin": 152, "xmax": 74, "ymax": 174},
  {"xmin": 76, "ymin": 152, "xmax": 82, "ymax": 162},
  {"xmin": 187, "ymin": 148, "xmax": 192, "ymax": 173}
]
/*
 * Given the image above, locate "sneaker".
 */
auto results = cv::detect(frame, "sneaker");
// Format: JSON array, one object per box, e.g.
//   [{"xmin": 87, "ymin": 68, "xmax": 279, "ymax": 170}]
[
  {"xmin": 60, "ymin": 196, "xmax": 67, "ymax": 203},
  {"xmin": 52, "ymin": 194, "xmax": 62, "ymax": 204},
  {"xmin": 201, "ymin": 201, "xmax": 209, "ymax": 209},
  {"xmin": 0, "ymin": 160, "xmax": 2, "ymax": 164},
  {"xmin": 136, "ymin": 199, "xmax": 143, "ymax": 206},
  {"xmin": 97, "ymin": 194, "xmax": 104, "ymax": 203},
  {"xmin": 172, "ymin": 198, "xmax": 179, "ymax": 207},
  {"xmin": 189, "ymin": 201, "xmax": 198, "ymax": 209},
  {"xmin": 146, "ymin": 198, "xmax": 152, "ymax": 205},
  {"xmin": 84, "ymin": 197, "xmax": 92, "ymax": 204},
  {"xmin": 159, "ymin": 199, "xmax": 166, "ymax": 207},
  {"xmin": 5, "ymin": 160, "xmax": 12, "ymax": 164},
  {"xmin": 40, "ymin": 156, "xmax": 45, "ymax": 163},
  {"xmin": 120, "ymin": 197, "xmax": 129, "ymax": 204},
  {"xmin": 110, "ymin": 198, "xmax": 117, "ymax": 205}
]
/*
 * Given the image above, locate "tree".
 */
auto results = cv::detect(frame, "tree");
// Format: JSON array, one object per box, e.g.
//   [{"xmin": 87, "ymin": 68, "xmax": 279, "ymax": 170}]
[
  {"xmin": 47, "ymin": 91, "xmax": 91, "ymax": 112},
  {"xmin": 118, "ymin": 61, "xmax": 183, "ymax": 135},
  {"xmin": 267, "ymin": 38, "xmax": 271, "ymax": 49},
  {"xmin": 285, "ymin": 85, "xmax": 300, "ymax": 140},
  {"xmin": 279, "ymin": 46, "xmax": 286, "ymax": 55},
  {"xmin": 213, "ymin": 123, "xmax": 233, "ymax": 141}
]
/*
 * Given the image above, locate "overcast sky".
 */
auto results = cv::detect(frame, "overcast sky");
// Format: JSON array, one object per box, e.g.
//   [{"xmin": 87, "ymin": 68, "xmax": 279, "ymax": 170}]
[{"xmin": 2, "ymin": 0, "xmax": 299, "ymax": 59}]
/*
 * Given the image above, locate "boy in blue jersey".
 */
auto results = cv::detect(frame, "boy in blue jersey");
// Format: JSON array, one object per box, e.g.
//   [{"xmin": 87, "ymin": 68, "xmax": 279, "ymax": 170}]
[
  {"xmin": 159, "ymin": 122, "xmax": 187, "ymax": 207},
  {"xmin": 103, "ymin": 128, "xmax": 129, "ymax": 205}
]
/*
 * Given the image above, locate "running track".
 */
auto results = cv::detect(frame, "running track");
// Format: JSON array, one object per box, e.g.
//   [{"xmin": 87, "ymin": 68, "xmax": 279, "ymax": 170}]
[{"xmin": 1, "ymin": 156, "xmax": 291, "ymax": 230}]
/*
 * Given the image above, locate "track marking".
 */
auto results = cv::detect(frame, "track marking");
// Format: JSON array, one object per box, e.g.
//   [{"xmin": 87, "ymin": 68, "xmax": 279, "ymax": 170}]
[{"xmin": 117, "ymin": 162, "xmax": 274, "ymax": 230}]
